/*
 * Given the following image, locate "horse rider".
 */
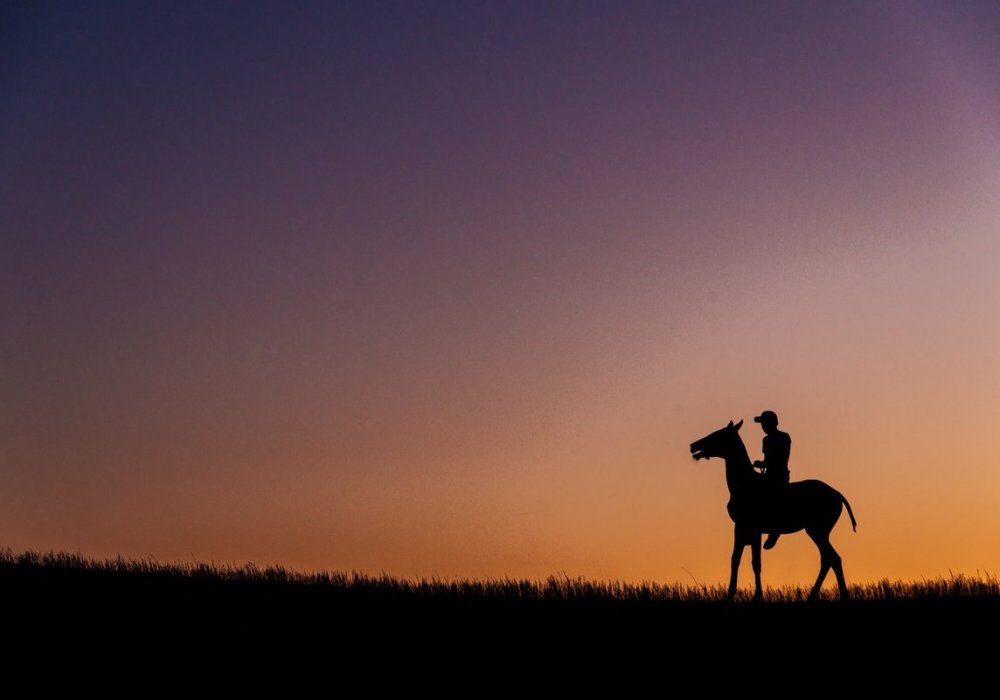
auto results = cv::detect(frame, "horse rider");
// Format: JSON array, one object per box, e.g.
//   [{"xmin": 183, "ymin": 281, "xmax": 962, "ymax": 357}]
[{"xmin": 752, "ymin": 410, "xmax": 790, "ymax": 550}]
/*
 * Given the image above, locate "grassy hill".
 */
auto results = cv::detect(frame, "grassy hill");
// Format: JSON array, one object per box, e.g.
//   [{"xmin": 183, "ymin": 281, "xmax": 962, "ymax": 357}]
[{"xmin": 3, "ymin": 549, "xmax": 996, "ymax": 684}]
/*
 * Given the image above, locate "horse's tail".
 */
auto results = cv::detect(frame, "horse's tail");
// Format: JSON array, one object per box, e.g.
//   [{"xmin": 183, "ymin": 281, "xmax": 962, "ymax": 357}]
[{"xmin": 838, "ymin": 491, "xmax": 857, "ymax": 531}]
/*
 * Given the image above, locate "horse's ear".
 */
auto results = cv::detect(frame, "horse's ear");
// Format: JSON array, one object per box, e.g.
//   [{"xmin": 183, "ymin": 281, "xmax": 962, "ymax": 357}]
[
  {"xmin": 727, "ymin": 420, "xmax": 734, "ymax": 428},
  {"xmin": 734, "ymin": 419, "xmax": 744, "ymax": 430}
]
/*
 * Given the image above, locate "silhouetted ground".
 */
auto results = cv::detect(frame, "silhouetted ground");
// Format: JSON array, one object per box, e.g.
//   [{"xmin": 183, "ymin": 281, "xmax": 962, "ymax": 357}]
[{"xmin": 3, "ymin": 550, "xmax": 995, "ymax": 687}]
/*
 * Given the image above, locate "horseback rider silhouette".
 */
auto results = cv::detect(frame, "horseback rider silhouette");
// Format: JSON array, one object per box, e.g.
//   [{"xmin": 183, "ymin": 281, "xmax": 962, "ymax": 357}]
[
  {"xmin": 689, "ymin": 418, "xmax": 856, "ymax": 600},
  {"xmin": 752, "ymin": 410, "xmax": 790, "ymax": 550}
]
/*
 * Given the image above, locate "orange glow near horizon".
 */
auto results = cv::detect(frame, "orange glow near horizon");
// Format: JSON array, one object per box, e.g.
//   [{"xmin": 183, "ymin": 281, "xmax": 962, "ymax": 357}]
[{"xmin": 3, "ymin": 3, "xmax": 1000, "ymax": 588}]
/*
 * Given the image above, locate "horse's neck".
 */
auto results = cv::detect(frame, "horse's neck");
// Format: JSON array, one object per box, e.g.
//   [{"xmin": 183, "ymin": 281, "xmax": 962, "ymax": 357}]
[{"xmin": 725, "ymin": 437, "xmax": 754, "ymax": 495}]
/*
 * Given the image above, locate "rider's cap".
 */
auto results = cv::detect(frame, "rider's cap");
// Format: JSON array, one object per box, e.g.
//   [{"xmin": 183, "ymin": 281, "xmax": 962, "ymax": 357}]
[{"xmin": 754, "ymin": 410, "xmax": 778, "ymax": 425}]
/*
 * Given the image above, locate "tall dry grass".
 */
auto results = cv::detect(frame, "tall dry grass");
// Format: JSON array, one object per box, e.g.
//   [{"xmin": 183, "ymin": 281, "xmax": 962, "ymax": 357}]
[{"xmin": 2, "ymin": 549, "xmax": 996, "ymax": 602}]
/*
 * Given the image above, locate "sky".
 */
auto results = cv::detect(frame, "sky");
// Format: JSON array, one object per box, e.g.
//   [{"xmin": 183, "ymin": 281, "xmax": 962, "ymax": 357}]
[{"xmin": 3, "ymin": 1, "xmax": 999, "ymax": 588}]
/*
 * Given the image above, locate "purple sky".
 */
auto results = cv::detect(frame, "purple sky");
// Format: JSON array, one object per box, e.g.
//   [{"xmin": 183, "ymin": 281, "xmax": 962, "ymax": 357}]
[{"xmin": 3, "ymin": 2, "xmax": 1000, "ymax": 582}]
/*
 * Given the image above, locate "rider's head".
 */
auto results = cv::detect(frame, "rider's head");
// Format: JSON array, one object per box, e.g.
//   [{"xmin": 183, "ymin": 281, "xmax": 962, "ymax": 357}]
[{"xmin": 754, "ymin": 410, "xmax": 779, "ymax": 434}]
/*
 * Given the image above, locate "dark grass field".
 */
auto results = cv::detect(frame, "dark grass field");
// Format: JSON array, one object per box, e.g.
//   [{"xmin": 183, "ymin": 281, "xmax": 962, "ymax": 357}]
[{"xmin": 3, "ymin": 550, "xmax": 997, "ymax": 686}]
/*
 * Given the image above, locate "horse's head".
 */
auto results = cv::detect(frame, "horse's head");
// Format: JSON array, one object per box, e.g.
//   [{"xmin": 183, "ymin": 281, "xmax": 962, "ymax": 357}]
[{"xmin": 690, "ymin": 419, "xmax": 743, "ymax": 461}]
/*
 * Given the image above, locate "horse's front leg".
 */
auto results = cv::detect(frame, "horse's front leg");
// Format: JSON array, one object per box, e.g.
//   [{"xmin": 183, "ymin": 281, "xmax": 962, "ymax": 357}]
[
  {"xmin": 750, "ymin": 534, "xmax": 762, "ymax": 602},
  {"xmin": 728, "ymin": 527, "xmax": 745, "ymax": 600}
]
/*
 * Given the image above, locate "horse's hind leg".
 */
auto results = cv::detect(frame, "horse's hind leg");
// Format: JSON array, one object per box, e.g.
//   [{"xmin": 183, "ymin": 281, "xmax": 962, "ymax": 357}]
[
  {"xmin": 828, "ymin": 542, "xmax": 849, "ymax": 601},
  {"xmin": 807, "ymin": 529, "xmax": 832, "ymax": 601}
]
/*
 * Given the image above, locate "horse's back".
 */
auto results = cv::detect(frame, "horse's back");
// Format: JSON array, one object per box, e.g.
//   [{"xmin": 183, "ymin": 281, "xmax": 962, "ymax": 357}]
[
  {"xmin": 730, "ymin": 478, "xmax": 848, "ymax": 530},
  {"xmin": 789, "ymin": 478, "xmax": 841, "ymax": 497}
]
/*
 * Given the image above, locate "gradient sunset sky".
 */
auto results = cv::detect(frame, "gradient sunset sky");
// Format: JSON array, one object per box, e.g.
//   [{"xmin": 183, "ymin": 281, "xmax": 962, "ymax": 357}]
[{"xmin": 4, "ymin": 1, "xmax": 999, "ymax": 587}]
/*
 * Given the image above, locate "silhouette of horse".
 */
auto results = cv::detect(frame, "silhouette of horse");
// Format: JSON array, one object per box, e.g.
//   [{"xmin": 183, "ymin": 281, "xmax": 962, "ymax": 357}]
[{"xmin": 690, "ymin": 420, "xmax": 857, "ymax": 601}]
